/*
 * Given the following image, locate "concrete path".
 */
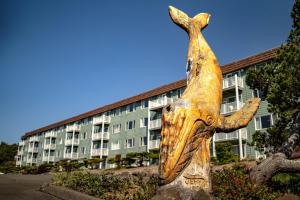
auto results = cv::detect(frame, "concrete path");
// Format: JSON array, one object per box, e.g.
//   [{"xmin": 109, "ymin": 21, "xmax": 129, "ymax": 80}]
[{"xmin": 0, "ymin": 174, "xmax": 58, "ymax": 200}]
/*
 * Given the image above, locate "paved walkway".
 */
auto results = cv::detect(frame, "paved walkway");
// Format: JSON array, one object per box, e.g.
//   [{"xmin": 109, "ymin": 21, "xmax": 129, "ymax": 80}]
[{"xmin": 0, "ymin": 174, "xmax": 59, "ymax": 200}]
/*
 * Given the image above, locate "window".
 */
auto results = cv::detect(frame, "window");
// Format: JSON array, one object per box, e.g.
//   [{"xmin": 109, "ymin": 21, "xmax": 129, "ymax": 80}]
[
  {"xmin": 125, "ymin": 138, "xmax": 135, "ymax": 148},
  {"xmin": 255, "ymin": 115, "xmax": 274, "ymax": 130},
  {"xmin": 140, "ymin": 117, "xmax": 148, "ymax": 127},
  {"xmin": 111, "ymin": 140, "xmax": 120, "ymax": 150},
  {"xmin": 112, "ymin": 124, "xmax": 121, "ymax": 134},
  {"xmin": 114, "ymin": 108, "xmax": 121, "ymax": 116},
  {"xmin": 127, "ymin": 104, "xmax": 135, "ymax": 113},
  {"xmin": 126, "ymin": 120, "xmax": 136, "ymax": 130},
  {"xmin": 140, "ymin": 136, "xmax": 147, "ymax": 146},
  {"xmin": 80, "ymin": 147, "xmax": 86, "ymax": 154},
  {"xmin": 82, "ymin": 132, "xmax": 87, "ymax": 139},
  {"xmin": 142, "ymin": 100, "xmax": 148, "ymax": 109},
  {"xmin": 253, "ymin": 89, "xmax": 266, "ymax": 101}
]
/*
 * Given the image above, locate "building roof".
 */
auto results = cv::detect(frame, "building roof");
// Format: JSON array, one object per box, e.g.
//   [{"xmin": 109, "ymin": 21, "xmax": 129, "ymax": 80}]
[{"xmin": 22, "ymin": 47, "xmax": 278, "ymax": 139}]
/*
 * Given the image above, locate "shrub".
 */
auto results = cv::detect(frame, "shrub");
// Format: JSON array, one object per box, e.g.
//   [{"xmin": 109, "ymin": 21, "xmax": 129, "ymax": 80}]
[
  {"xmin": 212, "ymin": 163, "xmax": 281, "ymax": 200},
  {"xmin": 53, "ymin": 171, "xmax": 159, "ymax": 200},
  {"xmin": 0, "ymin": 161, "xmax": 21, "ymax": 173},
  {"xmin": 215, "ymin": 142, "xmax": 239, "ymax": 165},
  {"xmin": 270, "ymin": 172, "xmax": 300, "ymax": 195}
]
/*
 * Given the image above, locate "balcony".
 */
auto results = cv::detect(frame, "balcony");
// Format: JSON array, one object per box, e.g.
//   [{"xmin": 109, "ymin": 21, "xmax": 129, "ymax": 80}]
[
  {"xmin": 92, "ymin": 148, "xmax": 108, "ymax": 156},
  {"xmin": 44, "ymin": 143, "xmax": 56, "ymax": 149},
  {"xmin": 66, "ymin": 125, "xmax": 80, "ymax": 132},
  {"xmin": 17, "ymin": 149, "xmax": 24, "ymax": 155},
  {"xmin": 93, "ymin": 116, "xmax": 111, "ymax": 125},
  {"xmin": 16, "ymin": 160, "xmax": 21, "ymax": 166},
  {"xmin": 92, "ymin": 132, "xmax": 110, "ymax": 141},
  {"xmin": 45, "ymin": 131, "xmax": 57, "ymax": 138},
  {"xmin": 149, "ymin": 139, "xmax": 160, "ymax": 149},
  {"xmin": 28, "ymin": 146, "xmax": 39, "ymax": 153},
  {"xmin": 222, "ymin": 76, "xmax": 243, "ymax": 90},
  {"xmin": 29, "ymin": 136, "xmax": 39, "ymax": 142},
  {"xmin": 214, "ymin": 128, "xmax": 247, "ymax": 142},
  {"xmin": 19, "ymin": 141, "xmax": 25, "ymax": 146},
  {"xmin": 221, "ymin": 101, "xmax": 244, "ymax": 114},
  {"xmin": 149, "ymin": 119, "xmax": 162, "ymax": 130},
  {"xmin": 149, "ymin": 97, "xmax": 173, "ymax": 110},
  {"xmin": 31, "ymin": 158, "xmax": 37, "ymax": 164},
  {"xmin": 65, "ymin": 139, "xmax": 79, "ymax": 146}
]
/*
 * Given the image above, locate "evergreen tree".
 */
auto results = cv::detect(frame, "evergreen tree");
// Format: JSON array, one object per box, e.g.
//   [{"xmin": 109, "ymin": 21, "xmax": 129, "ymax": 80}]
[{"xmin": 246, "ymin": 0, "xmax": 300, "ymax": 185}]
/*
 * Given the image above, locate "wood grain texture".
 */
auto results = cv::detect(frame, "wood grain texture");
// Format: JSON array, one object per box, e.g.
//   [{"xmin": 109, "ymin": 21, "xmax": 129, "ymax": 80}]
[{"xmin": 158, "ymin": 6, "xmax": 260, "ymax": 197}]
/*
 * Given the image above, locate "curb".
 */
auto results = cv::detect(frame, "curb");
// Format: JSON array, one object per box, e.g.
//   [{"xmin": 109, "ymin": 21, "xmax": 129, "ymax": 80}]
[{"xmin": 40, "ymin": 184, "xmax": 99, "ymax": 200}]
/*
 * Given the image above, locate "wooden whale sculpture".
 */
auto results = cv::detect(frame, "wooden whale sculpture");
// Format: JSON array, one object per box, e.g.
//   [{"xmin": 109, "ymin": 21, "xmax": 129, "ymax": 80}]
[{"xmin": 157, "ymin": 6, "xmax": 261, "ymax": 197}]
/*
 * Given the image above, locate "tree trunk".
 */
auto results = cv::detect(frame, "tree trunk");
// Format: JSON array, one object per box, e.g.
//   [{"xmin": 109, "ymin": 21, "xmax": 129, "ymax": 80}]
[{"xmin": 250, "ymin": 133, "xmax": 300, "ymax": 185}]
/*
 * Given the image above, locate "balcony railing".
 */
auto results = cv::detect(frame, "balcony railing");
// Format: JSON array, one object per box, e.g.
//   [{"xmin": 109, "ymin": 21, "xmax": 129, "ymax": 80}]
[
  {"xmin": 44, "ymin": 143, "xmax": 56, "ymax": 149},
  {"xmin": 93, "ymin": 116, "xmax": 111, "ymax": 125},
  {"xmin": 149, "ymin": 97, "xmax": 173, "ymax": 110},
  {"xmin": 17, "ymin": 149, "xmax": 24, "ymax": 155},
  {"xmin": 223, "ymin": 76, "xmax": 243, "ymax": 90},
  {"xmin": 221, "ymin": 101, "xmax": 244, "ymax": 114},
  {"xmin": 149, "ymin": 139, "xmax": 160, "ymax": 149},
  {"xmin": 214, "ymin": 128, "xmax": 247, "ymax": 142},
  {"xmin": 16, "ymin": 160, "xmax": 21, "ymax": 166},
  {"xmin": 29, "ymin": 136, "xmax": 39, "ymax": 142},
  {"xmin": 19, "ymin": 141, "xmax": 25, "ymax": 146},
  {"xmin": 42, "ymin": 156, "xmax": 55, "ymax": 162},
  {"xmin": 45, "ymin": 131, "xmax": 57, "ymax": 138},
  {"xmin": 31, "ymin": 158, "xmax": 37, "ymax": 163},
  {"xmin": 93, "ymin": 132, "xmax": 110, "ymax": 140},
  {"xmin": 66, "ymin": 125, "xmax": 80, "ymax": 132},
  {"xmin": 64, "ymin": 139, "xmax": 79, "ymax": 146},
  {"xmin": 92, "ymin": 148, "xmax": 108, "ymax": 156},
  {"xmin": 149, "ymin": 119, "xmax": 162, "ymax": 130},
  {"xmin": 28, "ymin": 146, "xmax": 39, "ymax": 153}
]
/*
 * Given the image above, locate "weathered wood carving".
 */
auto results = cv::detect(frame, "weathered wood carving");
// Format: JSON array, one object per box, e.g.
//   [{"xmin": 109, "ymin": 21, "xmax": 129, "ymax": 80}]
[{"xmin": 156, "ymin": 6, "xmax": 261, "ymax": 199}]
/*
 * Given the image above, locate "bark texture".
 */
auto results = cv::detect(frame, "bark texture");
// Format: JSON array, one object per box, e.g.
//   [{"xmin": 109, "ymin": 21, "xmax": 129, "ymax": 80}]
[{"xmin": 250, "ymin": 133, "xmax": 300, "ymax": 185}]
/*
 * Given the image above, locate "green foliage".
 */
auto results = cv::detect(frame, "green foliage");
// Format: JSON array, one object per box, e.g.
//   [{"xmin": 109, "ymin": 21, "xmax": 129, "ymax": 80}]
[
  {"xmin": 0, "ymin": 142, "xmax": 18, "ymax": 165},
  {"xmin": 53, "ymin": 171, "xmax": 159, "ymax": 200},
  {"xmin": 270, "ymin": 172, "xmax": 300, "ymax": 195},
  {"xmin": 0, "ymin": 161, "xmax": 20, "ymax": 173},
  {"xmin": 215, "ymin": 142, "xmax": 239, "ymax": 165},
  {"xmin": 21, "ymin": 163, "xmax": 54, "ymax": 174},
  {"xmin": 246, "ymin": 0, "xmax": 300, "ymax": 151},
  {"xmin": 212, "ymin": 163, "xmax": 281, "ymax": 200}
]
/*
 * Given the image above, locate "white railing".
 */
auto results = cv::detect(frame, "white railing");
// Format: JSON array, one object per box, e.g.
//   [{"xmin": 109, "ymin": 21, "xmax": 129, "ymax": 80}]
[
  {"xmin": 93, "ymin": 132, "xmax": 110, "ymax": 140},
  {"xmin": 44, "ymin": 143, "xmax": 56, "ymax": 149},
  {"xmin": 66, "ymin": 125, "xmax": 80, "ymax": 132},
  {"xmin": 29, "ymin": 136, "xmax": 39, "ymax": 142},
  {"xmin": 65, "ymin": 139, "xmax": 72, "ymax": 146},
  {"xmin": 149, "ymin": 139, "xmax": 160, "ymax": 149},
  {"xmin": 149, "ymin": 119, "xmax": 162, "ymax": 130},
  {"xmin": 65, "ymin": 153, "xmax": 72, "ymax": 159},
  {"xmin": 92, "ymin": 148, "xmax": 108, "ymax": 156},
  {"xmin": 45, "ymin": 131, "xmax": 57, "ymax": 138},
  {"xmin": 149, "ymin": 97, "xmax": 173, "ymax": 110},
  {"xmin": 28, "ymin": 146, "xmax": 39, "ymax": 153},
  {"xmin": 93, "ymin": 116, "xmax": 111, "ymax": 125},
  {"xmin": 73, "ymin": 139, "xmax": 80, "ymax": 145},
  {"xmin": 32, "ymin": 158, "xmax": 37, "ymax": 163},
  {"xmin": 16, "ymin": 160, "xmax": 21, "ymax": 166},
  {"xmin": 19, "ymin": 141, "xmax": 25, "ymax": 146},
  {"xmin": 221, "ymin": 102, "xmax": 244, "ymax": 114},
  {"xmin": 215, "ymin": 128, "xmax": 247, "ymax": 142},
  {"xmin": 223, "ymin": 76, "xmax": 243, "ymax": 90},
  {"xmin": 18, "ymin": 149, "xmax": 24, "ymax": 155},
  {"xmin": 49, "ymin": 156, "xmax": 55, "ymax": 162}
]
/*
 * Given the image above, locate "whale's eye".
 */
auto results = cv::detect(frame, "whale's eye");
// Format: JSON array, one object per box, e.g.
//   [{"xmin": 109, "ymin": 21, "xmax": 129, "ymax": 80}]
[{"xmin": 186, "ymin": 59, "xmax": 192, "ymax": 72}]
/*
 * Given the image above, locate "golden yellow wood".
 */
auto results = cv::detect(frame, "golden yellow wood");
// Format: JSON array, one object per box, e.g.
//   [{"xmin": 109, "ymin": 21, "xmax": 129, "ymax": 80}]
[{"xmin": 157, "ymin": 6, "xmax": 261, "ymax": 198}]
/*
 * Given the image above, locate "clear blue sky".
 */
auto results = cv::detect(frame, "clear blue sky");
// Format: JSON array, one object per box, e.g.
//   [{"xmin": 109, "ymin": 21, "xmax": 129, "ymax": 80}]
[{"xmin": 0, "ymin": 0, "xmax": 294, "ymax": 144}]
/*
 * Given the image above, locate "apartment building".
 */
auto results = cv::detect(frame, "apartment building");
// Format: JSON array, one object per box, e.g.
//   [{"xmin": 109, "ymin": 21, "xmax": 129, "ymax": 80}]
[{"xmin": 16, "ymin": 48, "xmax": 277, "ymax": 167}]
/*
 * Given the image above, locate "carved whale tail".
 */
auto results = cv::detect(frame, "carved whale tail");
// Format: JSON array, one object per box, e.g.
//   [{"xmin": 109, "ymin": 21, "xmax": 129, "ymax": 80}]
[{"xmin": 169, "ymin": 6, "xmax": 210, "ymax": 33}]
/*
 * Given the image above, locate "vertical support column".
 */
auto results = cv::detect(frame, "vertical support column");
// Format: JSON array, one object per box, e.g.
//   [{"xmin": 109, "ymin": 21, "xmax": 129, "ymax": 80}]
[
  {"xmin": 90, "ymin": 119, "xmax": 95, "ymax": 159},
  {"xmin": 100, "ymin": 115, "xmax": 105, "ymax": 169},
  {"xmin": 235, "ymin": 74, "xmax": 243, "ymax": 160},
  {"xmin": 48, "ymin": 137, "xmax": 51, "ymax": 163},
  {"xmin": 212, "ymin": 133, "xmax": 216, "ymax": 157},
  {"xmin": 147, "ymin": 103, "xmax": 150, "ymax": 153},
  {"xmin": 63, "ymin": 130, "xmax": 67, "ymax": 159},
  {"xmin": 31, "ymin": 142, "xmax": 34, "ymax": 166},
  {"xmin": 71, "ymin": 126, "xmax": 75, "ymax": 158}
]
